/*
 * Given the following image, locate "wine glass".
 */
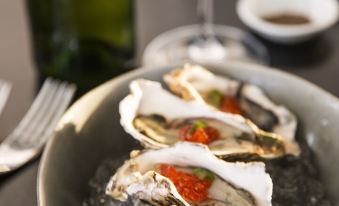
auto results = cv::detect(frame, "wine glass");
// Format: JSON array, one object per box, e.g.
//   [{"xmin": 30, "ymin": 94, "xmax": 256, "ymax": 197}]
[{"xmin": 143, "ymin": 0, "xmax": 269, "ymax": 66}]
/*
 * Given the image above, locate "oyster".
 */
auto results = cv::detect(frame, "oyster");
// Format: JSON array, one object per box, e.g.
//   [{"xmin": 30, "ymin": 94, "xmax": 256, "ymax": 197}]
[
  {"xmin": 164, "ymin": 64, "xmax": 297, "ymax": 141},
  {"xmin": 106, "ymin": 142, "xmax": 273, "ymax": 206},
  {"xmin": 119, "ymin": 79, "xmax": 300, "ymax": 158}
]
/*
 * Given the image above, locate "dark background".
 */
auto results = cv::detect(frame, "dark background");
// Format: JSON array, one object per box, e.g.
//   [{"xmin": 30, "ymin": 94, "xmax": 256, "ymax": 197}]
[{"xmin": 0, "ymin": 0, "xmax": 338, "ymax": 205}]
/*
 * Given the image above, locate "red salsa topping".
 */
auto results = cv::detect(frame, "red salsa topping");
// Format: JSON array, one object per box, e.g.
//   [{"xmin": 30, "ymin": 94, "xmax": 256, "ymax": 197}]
[
  {"xmin": 220, "ymin": 96, "xmax": 242, "ymax": 115},
  {"xmin": 179, "ymin": 121, "xmax": 220, "ymax": 144},
  {"xmin": 207, "ymin": 90, "xmax": 242, "ymax": 115},
  {"xmin": 160, "ymin": 164, "xmax": 213, "ymax": 203}
]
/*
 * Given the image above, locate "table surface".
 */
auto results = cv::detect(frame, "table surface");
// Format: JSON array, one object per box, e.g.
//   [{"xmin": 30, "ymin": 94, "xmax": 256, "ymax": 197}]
[{"xmin": 1, "ymin": 0, "xmax": 339, "ymax": 205}]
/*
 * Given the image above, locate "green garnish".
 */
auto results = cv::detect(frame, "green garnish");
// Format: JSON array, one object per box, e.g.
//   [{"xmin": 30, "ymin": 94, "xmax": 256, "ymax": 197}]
[
  {"xmin": 192, "ymin": 168, "xmax": 215, "ymax": 182},
  {"xmin": 206, "ymin": 90, "xmax": 223, "ymax": 108},
  {"xmin": 194, "ymin": 120, "xmax": 207, "ymax": 129},
  {"xmin": 190, "ymin": 120, "xmax": 207, "ymax": 133}
]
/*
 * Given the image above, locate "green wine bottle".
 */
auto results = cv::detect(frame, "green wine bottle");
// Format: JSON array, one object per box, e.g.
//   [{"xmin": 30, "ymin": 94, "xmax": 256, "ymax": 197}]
[{"xmin": 26, "ymin": 0, "xmax": 135, "ymax": 95}]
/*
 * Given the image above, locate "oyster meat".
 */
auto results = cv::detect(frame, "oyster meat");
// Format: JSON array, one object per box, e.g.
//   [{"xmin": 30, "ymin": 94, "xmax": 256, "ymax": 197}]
[
  {"xmin": 106, "ymin": 142, "xmax": 273, "ymax": 206},
  {"xmin": 119, "ymin": 79, "xmax": 300, "ymax": 158},
  {"xmin": 164, "ymin": 64, "xmax": 297, "ymax": 141}
]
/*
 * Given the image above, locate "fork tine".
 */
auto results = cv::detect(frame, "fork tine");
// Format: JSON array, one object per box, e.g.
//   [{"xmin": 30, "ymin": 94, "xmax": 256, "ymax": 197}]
[
  {"xmin": 26, "ymin": 82, "xmax": 75, "ymax": 146},
  {"xmin": 12, "ymin": 79, "xmax": 53, "ymax": 134},
  {"xmin": 17, "ymin": 80, "xmax": 61, "ymax": 146},
  {"xmin": 0, "ymin": 80, "xmax": 11, "ymax": 115},
  {"xmin": 33, "ymin": 83, "xmax": 76, "ymax": 147},
  {"xmin": 4, "ymin": 79, "xmax": 57, "ymax": 144},
  {"xmin": 41, "ymin": 83, "xmax": 76, "ymax": 135}
]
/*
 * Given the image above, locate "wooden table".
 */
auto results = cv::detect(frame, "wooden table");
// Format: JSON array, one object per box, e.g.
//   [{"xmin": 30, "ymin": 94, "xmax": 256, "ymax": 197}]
[{"xmin": 0, "ymin": 0, "xmax": 338, "ymax": 205}]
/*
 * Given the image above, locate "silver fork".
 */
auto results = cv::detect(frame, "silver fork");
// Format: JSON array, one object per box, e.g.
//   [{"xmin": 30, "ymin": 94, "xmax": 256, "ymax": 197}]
[
  {"xmin": 0, "ymin": 79, "xmax": 11, "ymax": 115},
  {"xmin": 0, "ymin": 78, "xmax": 76, "ymax": 174}
]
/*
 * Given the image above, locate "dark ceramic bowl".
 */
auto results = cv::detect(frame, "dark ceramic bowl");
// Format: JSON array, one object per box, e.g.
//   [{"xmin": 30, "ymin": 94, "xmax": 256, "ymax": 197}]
[{"xmin": 38, "ymin": 62, "xmax": 339, "ymax": 206}]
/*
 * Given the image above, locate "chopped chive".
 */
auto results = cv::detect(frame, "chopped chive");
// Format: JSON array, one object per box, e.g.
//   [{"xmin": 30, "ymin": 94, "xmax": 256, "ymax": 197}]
[
  {"xmin": 207, "ymin": 90, "xmax": 223, "ymax": 108},
  {"xmin": 194, "ymin": 120, "xmax": 207, "ymax": 129},
  {"xmin": 189, "ymin": 120, "xmax": 207, "ymax": 134},
  {"xmin": 192, "ymin": 168, "xmax": 215, "ymax": 182}
]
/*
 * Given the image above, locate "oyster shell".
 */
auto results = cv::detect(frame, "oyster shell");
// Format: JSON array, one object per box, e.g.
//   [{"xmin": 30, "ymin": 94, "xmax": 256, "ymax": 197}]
[
  {"xmin": 164, "ymin": 64, "xmax": 297, "ymax": 141},
  {"xmin": 106, "ymin": 142, "xmax": 273, "ymax": 206},
  {"xmin": 119, "ymin": 79, "xmax": 300, "ymax": 158}
]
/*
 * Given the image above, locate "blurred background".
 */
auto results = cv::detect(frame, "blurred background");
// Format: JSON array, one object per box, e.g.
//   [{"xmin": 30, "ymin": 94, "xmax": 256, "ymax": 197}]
[{"xmin": 0, "ymin": 0, "xmax": 231, "ymax": 148}]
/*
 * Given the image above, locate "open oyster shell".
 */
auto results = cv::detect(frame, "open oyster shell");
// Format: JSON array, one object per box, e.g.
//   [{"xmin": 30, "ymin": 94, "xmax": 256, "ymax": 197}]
[
  {"xmin": 119, "ymin": 79, "xmax": 300, "ymax": 158},
  {"xmin": 164, "ymin": 64, "xmax": 297, "ymax": 141},
  {"xmin": 106, "ymin": 142, "xmax": 273, "ymax": 206}
]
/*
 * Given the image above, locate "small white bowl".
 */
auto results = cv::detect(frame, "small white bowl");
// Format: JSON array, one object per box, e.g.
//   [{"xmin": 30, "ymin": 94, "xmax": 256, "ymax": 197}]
[{"xmin": 237, "ymin": 0, "xmax": 339, "ymax": 44}]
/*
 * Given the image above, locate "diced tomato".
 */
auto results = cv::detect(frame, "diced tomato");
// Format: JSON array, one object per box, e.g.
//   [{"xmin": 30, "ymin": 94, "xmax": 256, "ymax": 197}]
[
  {"xmin": 220, "ymin": 96, "xmax": 242, "ymax": 114},
  {"xmin": 204, "ymin": 126, "xmax": 220, "ymax": 143},
  {"xmin": 179, "ymin": 123, "xmax": 220, "ymax": 145},
  {"xmin": 160, "ymin": 164, "xmax": 212, "ymax": 203},
  {"xmin": 189, "ymin": 128, "xmax": 209, "ymax": 144}
]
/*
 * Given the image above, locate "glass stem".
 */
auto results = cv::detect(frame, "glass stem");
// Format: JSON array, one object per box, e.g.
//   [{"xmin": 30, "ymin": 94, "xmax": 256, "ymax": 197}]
[
  {"xmin": 197, "ymin": 0, "xmax": 215, "ymax": 39},
  {"xmin": 188, "ymin": 0, "xmax": 226, "ymax": 62}
]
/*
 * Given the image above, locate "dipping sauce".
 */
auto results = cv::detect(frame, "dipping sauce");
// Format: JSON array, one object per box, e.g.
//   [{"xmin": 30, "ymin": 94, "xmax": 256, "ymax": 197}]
[{"xmin": 262, "ymin": 14, "xmax": 311, "ymax": 25}]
